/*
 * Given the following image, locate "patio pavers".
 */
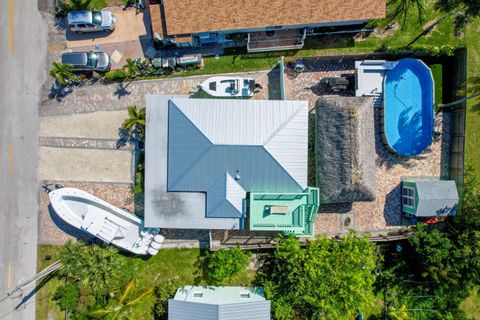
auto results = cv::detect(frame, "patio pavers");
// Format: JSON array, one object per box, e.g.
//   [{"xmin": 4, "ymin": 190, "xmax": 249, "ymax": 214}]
[{"xmin": 284, "ymin": 59, "xmax": 451, "ymax": 236}]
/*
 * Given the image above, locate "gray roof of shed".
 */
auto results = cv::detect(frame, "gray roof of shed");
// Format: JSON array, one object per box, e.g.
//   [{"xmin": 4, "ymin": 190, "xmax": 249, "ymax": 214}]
[
  {"xmin": 315, "ymin": 96, "xmax": 376, "ymax": 203},
  {"xmin": 167, "ymin": 97, "xmax": 308, "ymax": 219},
  {"xmin": 404, "ymin": 178, "xmax": 458, "ymax": 217}
]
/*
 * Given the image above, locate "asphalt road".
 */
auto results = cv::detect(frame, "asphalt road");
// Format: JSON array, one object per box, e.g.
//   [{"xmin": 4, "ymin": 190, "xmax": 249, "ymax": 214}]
[{"xmin": 0, "ymin": 0, "xmax": 47, "ymax": 318}]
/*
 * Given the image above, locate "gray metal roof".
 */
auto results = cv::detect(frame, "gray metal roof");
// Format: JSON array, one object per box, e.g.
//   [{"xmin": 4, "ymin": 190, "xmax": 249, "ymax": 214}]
[
  {"xmin": 405, "ymin": 178, "xmax": 458, "ymax": 217},
  {"xmin": 144, "ymin": 96, "xmax": 240, "ymax": 229},
  {"xmin": 169, "ymin": 286, "xmax": 271, "ymax": 320},
  {"xmin": 167, "ymin": 97, "xmax": 308, "ymax": 219},
  {"xmin": 144, "ymin": 96, "xmax": 308, "ymax": 229}
]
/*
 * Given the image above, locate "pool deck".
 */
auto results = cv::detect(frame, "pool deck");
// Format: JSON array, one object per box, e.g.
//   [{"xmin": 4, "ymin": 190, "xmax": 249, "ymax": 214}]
[
  {"xmin": 314, "ymin": 110, "xmax": 450, "ymax": 235},
  {"xmin": 284, "ymin": 59, "xmax": 450, "ymax": 236}
]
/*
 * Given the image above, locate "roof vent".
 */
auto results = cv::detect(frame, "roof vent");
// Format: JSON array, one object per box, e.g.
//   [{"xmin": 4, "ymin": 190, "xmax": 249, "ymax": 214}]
[
  {"xmin": 240, "ymin": 292, "xmax": 250, "ymax": 299},
  {"xmin": 235, "ymin": 170, "xmax": 241, "ymax": 181},
  {"xmin": 193, "ymin": 291, "xmax": 203, "ymax": 298}
]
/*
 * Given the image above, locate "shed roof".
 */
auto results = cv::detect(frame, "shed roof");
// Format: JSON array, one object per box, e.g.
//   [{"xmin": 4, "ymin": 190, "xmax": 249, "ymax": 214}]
[
  {"xmin": 315, "ymin": 96, "xmax": 376, "ymax": 203},
  {"xmin": 403, "ymin": 178, "xmax": 459, "ymax": 217},
  {"xmin": 154, "ymin": 0, "xmax": 386, "ymax": 37},
  {"xmin": 167, "ymin": 97, "xmax": 308, "ymax": 219}
]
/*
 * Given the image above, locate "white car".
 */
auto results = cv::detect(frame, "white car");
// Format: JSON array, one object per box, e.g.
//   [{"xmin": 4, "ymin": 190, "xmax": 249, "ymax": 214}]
[{"xmin": 67, "ymin": 10, "xmax": 116, "ymax": 34}]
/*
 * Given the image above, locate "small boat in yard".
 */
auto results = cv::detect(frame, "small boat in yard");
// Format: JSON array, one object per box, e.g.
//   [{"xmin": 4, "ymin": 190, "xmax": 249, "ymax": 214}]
[
  {"xmin": 48, "ymin": 187, "xmax": 164, "ymax": 255},
  {"xmin": 199, "ymin": 76, "xmax": 257, "ymax": 97}
]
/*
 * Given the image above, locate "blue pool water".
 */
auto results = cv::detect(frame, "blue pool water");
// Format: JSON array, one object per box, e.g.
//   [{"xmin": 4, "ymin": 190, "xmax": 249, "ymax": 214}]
[{"xmin": 384, "ymin": 58, "xmax": 434, "ymax": 157}]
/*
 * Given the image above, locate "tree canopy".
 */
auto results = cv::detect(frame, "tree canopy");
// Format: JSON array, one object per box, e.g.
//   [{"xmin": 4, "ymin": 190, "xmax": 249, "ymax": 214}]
[
  {"xmin": 59, "ymin": 241, "xmax": 131, "ymax": 298},
  {"xmin": 206, "ymin": 248, "xmax": 251, "ymax": 285},
  {"xmin": 258, "ymin": 232, "xmax": 379, "ymax": 320},
  {"xmin": 377, "ymin": 223, "xmax": 480, "ymax": 319}
]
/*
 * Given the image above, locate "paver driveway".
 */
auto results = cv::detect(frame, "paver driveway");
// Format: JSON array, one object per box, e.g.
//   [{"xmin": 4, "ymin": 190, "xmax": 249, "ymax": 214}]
[{"xmin": 66, "ymin": 7, "xmax": 151, "ymax": 48}]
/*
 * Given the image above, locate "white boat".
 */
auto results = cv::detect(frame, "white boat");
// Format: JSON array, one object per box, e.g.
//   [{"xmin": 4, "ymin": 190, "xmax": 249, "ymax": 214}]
[
  {"xmin": 200, "ymin": 76, "xmax": 255, "ymax": 97},
  {"xmin": 48, "ymin": 187, "xmax": 164, "ymax": 255}
]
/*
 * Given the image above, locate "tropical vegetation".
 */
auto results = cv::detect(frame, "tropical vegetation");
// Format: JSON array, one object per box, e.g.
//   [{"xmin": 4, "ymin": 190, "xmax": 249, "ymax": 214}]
[
  {"xmin": 59, "ymin": 241, "xmax": 131, "ymax": 298},
  {"xmin": 257, "ymin": 232, "xmax": 379, "ymax": 320},
  {"xmin": 50, "ymin": 62, "xmax": 77, "ymax": 85},
  {"xmin": 37, "ymin": 245, "xmax": 255, "ymax": 320},
  {"xmin": 122, "ymin": 105, "xmax": 146, "ymax": 140},
  {"xmin": 89, "ymin": 278, "xmax": 153, "ymax": 319},
  {"xmin": 205, "ymin": 248, "xmax": 252, "ymax": 285}
]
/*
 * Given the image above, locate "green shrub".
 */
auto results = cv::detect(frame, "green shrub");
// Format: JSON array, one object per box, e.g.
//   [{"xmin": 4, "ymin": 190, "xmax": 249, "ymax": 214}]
[
  {"xmin": 259, "ymin": 233, "xmax": 379, "ymax": 320},
  {"xmin": 53, "ymin": 283, "xmax": 79, "ymax": 310},
  {"xmin": 206, "ymin": 248, "xmax": 251, "ymax": 285},
  {"xmin": 103, "ymin": 69, "xmax": 128, "ymax": 82},
  {"xmin": 76, "ymin": 287, "xmax": 96, "ymax": 313},
  {"xmin": 366, "ymin": 19, "xmax": 380, "ymax": 29},
  {"xmin": 154, "ymin": 278, "xmax": 180, "ymax": 320},
  {"xmin": 55, "ymin": 0, "xmax": 108, "ymax": 13}
]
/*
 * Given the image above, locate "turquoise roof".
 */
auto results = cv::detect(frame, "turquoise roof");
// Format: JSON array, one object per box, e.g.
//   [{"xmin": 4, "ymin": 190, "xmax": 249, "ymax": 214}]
[{"xmin": 248, "ymin": 187, "xmax": 319, "ymax": 237}]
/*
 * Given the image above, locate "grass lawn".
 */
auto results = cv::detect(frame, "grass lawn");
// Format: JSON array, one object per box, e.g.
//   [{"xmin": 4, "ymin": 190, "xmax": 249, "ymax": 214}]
[
  {"xmin": 36, "ymin": 245, "xmax": 64, "ymax": 320},
  {"xmin": 465, "ymin": 17, "xmax": 480, "ymax": 177},
  {"xmin": 461, "ymin": 288, "xmax": 480, "ymax": 319},
  {"xmin": 430, "ymin": 63, "xmax": 443, "ymax": 107},
  {"xmin": 36, "ymin": 245, "xmax": 255, "ymax": 320}
]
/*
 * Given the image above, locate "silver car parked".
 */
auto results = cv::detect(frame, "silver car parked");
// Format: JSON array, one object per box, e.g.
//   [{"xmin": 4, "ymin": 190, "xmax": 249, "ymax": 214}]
[
  {"xmin": 67, "ymin": 11, "xmax": 116, "ymax": 33},
  {"xmin": 61, "ymin": 51, "xmax": 111, "ymax": 72}
]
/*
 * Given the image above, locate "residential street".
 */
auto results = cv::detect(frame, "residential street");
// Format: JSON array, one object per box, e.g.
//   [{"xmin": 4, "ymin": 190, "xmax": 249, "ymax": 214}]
[{"xmin": 0, "ymin": 0, "xmax": 47, "ymax": 318}]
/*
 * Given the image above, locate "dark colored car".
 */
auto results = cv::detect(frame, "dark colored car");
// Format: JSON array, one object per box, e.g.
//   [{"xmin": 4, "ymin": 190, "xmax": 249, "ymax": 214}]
[{"xmin": 61, "ymin": 51, "xmax": 111, "ymax": 72}]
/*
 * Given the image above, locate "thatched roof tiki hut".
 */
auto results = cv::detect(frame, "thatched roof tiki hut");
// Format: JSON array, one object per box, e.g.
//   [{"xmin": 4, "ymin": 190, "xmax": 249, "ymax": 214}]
[{"xmin": 315, "ymin": 96, "xmax": 377, "ymax": 204}]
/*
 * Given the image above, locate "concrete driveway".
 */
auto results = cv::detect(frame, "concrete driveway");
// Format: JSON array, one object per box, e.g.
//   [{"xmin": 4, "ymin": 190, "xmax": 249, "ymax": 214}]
[
  {"xmin": 39, "ymin": 147, "xmax": 132, "ymax": 183},
  {"xmin": 66, "ymin": 7, "xmax": 151, "ymax": 48},
  {"xmin": 39, "ymin": 110, "xmax": 128, "ymax": 139},
  {"xmin": 64, "ymin": 7, "xmax": 155, "ymax": 69},
  {"xmin": 38, "ymin": 110, "xmax": 133, "ymax": 183}
]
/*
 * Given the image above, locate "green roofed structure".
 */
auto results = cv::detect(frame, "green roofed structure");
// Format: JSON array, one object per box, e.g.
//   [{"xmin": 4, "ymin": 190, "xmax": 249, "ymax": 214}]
[
  {"xmin": 401, "ymin": 177, "xmax": 458, "ymax": 219},
  {"xmin": 248, "ymin": 187, "xmax": 319, "ymax": 237}
]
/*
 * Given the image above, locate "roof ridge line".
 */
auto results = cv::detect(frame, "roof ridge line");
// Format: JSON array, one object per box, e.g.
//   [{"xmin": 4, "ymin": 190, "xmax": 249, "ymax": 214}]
[{"xmin": 262, "ymin": 105, "xmax": 304, "ymax": 147}]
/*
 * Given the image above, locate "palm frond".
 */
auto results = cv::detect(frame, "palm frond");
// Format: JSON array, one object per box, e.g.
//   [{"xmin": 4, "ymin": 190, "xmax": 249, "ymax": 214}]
[
  {"xmin": 89, "ymin": 309, "xmax": 114, "ymax": 318},
  {"xmin": 119, "ymin": 278, "xmax": 136, "ymax": 305},
  {"xmin": 125, "ymin": 288, "xmax": 154, "ymax": 307}
]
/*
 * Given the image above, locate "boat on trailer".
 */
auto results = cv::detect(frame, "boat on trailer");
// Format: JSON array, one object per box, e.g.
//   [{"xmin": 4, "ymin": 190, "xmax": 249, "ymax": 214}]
[
  {"xmin": 48, "ymin": 187, "xmax": 164, "ymax": 255},
  {"xmin": 200, "ymin": 76, "xmax": 256, "ymax": 97}
]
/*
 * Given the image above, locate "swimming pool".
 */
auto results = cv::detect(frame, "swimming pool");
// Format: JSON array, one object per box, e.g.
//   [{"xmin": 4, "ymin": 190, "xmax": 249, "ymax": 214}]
[{"xmin": 383, "ymin": 58, "xmax": 434, "ymax": 157}]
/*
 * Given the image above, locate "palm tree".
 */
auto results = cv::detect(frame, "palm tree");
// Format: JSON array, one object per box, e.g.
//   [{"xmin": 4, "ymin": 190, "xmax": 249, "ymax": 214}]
[
  {"xmin": 89, "ymin": 278, "xmax": 153, "ymax": 319},
  {"xmin": 122, "ymin": 105, "xmax": 146, "ymax": 140},
  {"xmin": 123, "ymin": 58, "xmax": 140, "ymax": 78},
  {"xmin": 50, "ymin": 62, "xmax": 78, "ymax": 85},
  {"xmin": 59, "ymin": 241, "xmax": 127, "ymax": 297}
]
